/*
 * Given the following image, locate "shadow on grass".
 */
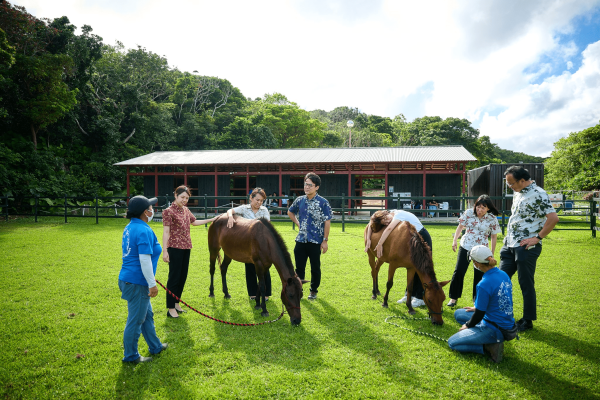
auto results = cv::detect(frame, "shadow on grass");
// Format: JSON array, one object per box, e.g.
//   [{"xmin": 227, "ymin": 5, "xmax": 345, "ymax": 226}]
[
  {"xmin": 526, "ymin": 328, "xmax": 600, "ymax": 364},
  {"xmin": 114, "ymin": 313, "xmax": 195, "ymax": 399},
  {"xmin": 303, "ymin": 299, "xmax": 432, "ymax": 378}
]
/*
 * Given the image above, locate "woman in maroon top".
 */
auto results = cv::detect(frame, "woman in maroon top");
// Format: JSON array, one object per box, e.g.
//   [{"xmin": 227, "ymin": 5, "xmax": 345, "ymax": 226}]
[{"xmin": 162, "ymin": 186, "xmax": 216, "ymax": 318}]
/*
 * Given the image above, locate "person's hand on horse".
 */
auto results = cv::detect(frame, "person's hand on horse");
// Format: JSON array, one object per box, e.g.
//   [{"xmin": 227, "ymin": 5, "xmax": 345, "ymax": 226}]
[
  {"xmin": 376, "ymin": 244, "xmax": 384, "ymax": 258},
  {"xmin": 321, "ymin": 240, "xmax": 328, "ymax": 254},
  {"xmin": 227, "ymin": 216, "xmax": 236, "ymax": 228},
  {"xmin": 163, "ymin": 252, "xmax": 170, "ymax": 263},
  {"xmin": 364, "ymin": 239, "xmax": 371, "ymax": 253},
  {"xmin": 148, "ymin": 286, "xmax": 158, "ymax": 298}
]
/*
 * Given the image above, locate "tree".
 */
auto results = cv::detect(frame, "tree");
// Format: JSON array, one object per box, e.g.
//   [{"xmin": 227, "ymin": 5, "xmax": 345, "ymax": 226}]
[{"xmin": 545, "ymin": 122, "xmax": 600, "ymax": 191}]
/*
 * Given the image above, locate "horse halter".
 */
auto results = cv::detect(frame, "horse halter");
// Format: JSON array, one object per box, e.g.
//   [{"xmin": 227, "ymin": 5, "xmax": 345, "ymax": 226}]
[
  {"xmin": 424, "ymin": 280, "xmax": 443, "ymax": 316},
  {"xmin": 282, "ymin": 274, "xmax": 302, "ymax": 311}
]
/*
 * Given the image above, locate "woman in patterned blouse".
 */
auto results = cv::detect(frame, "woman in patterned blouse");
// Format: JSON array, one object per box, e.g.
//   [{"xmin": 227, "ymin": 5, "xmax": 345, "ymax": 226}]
[
  {"xmin": 162, "ymin": 186, "xmax": 217, "ymax": 318},
  {"xmin": 447, "ymin": 195, "xmax": 501, "ymax": 308},
  {"xmin": 226, "ymin": 187, "xmax": 272, "ymax": 300}
]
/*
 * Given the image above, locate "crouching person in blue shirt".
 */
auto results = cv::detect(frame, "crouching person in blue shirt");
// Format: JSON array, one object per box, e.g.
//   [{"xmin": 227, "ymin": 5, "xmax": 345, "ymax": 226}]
[
  {"xmin": 119, "ymin": 195, "xmax": 168, "ymax": 363},
  {"xmin": 448, "ymin": 245, "xmax": 516, "ymax": 363}
]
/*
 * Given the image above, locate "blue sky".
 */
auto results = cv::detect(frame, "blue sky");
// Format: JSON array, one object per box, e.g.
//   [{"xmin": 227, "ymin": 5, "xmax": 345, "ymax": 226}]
[{"xmin": 14, "ymin": 0, "xmax": 600, "ymax": 157}]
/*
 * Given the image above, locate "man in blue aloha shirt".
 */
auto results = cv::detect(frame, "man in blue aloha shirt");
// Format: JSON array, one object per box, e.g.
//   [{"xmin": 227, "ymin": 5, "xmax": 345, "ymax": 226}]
[
  {"xmin": 288, "ymin": 172, "xmax": 332, "ymax": 300},
  {"xmin": 501, "ymin": 166, "xmax": 558, "ymax": 332}
]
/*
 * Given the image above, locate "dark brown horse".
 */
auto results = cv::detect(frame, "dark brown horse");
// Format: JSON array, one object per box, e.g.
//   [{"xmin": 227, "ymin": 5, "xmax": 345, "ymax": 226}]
[
  {"xmin": 208, "ymin": 214, "xmax": 308, "ymax": 325},
  {"xmin": 365, "ymin": 220, "xmax": 449, "ymax": 325}
]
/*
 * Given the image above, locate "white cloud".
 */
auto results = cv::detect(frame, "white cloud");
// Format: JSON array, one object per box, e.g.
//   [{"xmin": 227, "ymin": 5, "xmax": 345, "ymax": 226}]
[{"xmin": 12, "ymin": 0, "xmax": 600, "ymax": 156}]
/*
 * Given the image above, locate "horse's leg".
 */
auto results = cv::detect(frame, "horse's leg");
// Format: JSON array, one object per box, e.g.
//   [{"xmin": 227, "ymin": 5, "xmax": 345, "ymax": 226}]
[
  {"xmin": 406, "ymin": 268, "xmax": 417, "ymax": 315},
  {"xmin": 382, "ymin": 263, "xmax": 397, "ymax": 308},
  {"xmin": 220, "ymin": 255, "xmax": 233, "ymax": 299},
  {"xmin": 208, "ymin": 249, "xmax": 219, "ymax": 298},
  {"xmin": 368, "ymin": 251, "xmax": 380, "ymax": 299},
  {"xmin": 255, "ymin": 263, "xmax": 270, "ymax": 317}
]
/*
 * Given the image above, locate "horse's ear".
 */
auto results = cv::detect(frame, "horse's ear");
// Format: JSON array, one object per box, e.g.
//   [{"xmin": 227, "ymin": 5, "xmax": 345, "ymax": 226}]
[
  {"xmin": 301, "ymin": 279, "xmax": 310, "ymax": 285},
  {"xmin": 439, "ymin": 280, "xmax": 450, "ymax": 287}
]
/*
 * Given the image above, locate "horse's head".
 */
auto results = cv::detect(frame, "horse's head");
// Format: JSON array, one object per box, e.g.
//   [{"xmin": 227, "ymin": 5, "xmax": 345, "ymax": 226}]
[
  {"xmin": 423, "ymin": 280, "xmax": 450, "ymax": 325},
  {"xmin": 282, "ymin": 275, "xmax": 309, "ymax": 325}
]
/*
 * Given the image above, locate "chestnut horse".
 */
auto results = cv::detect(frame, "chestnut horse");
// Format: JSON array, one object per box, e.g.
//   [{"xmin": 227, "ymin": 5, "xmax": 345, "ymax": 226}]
[
  {"xmin": 365, "ymin": 220, "xmax": 449, "ymax": 325},
  {"xmin": 208, "ymin": 214, "xmax": 308, "ymax": 325}
]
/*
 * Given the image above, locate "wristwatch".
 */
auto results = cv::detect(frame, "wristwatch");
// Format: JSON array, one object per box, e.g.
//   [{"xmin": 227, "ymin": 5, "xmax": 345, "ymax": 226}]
[
  {"xmin": 323, "ymin": 238, "xmax": 328, "ymax": 241},
  {"xmin": 535, "ymin": 234, "xmax": 542, "ymax": 240}
]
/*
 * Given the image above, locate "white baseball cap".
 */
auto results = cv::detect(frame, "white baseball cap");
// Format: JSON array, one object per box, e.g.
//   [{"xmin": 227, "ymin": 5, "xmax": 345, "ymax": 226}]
[{"xmin": 469, "ymin": 245, "xmax": 493, "ymax": 264}]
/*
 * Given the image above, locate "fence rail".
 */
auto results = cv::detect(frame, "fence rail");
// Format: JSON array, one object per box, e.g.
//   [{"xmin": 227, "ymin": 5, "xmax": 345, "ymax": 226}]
[{"xmin": 1, "ymin": 193, "xmax": 597, "ymax": 237}]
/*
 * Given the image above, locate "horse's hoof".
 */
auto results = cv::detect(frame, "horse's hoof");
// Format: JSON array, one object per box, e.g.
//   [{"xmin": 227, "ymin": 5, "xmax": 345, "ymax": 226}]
[
  {"xmin": 381, "ymin": 303, "xmax": 389, "ymax": 308},
  {"xmin": 254, "ymin": 305, "xmax": 262, "ymax": 310},
  {"xmin": 408, "ymin": 310, "xmax": 416, "ymax": 315},
  {"xmin": 224, "ymin": 294, "xmax": 231, "ymax": 299},
  {"xmin": 261, "ymin": 312, "xmax": 269, "ymax": 317},
  {"xmin": 371, "ymin": 295, "xmax": 377, "ymax": 300},
  {"xmin": 208, "ymin": 294, "xmax": 215, "ymax": 298}
]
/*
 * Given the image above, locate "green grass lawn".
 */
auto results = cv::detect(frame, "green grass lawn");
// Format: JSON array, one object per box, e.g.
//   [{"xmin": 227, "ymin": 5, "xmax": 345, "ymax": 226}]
[{"xmin": 1, "ymin": 217, "xmax": 599, "ymax": 399}]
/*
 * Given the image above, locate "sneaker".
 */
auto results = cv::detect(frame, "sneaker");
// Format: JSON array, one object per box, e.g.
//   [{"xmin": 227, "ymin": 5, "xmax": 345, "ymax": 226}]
[
  {"xmin": 396, "ymin": 295, "xmax": 408, "ymax": 304},
  {"xmin": 308, "ymin": 292, "xmax": 317, "ymax": 300},
  {"xmin": 484, "ymin": 342, "xmax": 504, "ymax": 363},
  {"xmin": 447, "ymin": 300, "xmax": 458, "ymax": 308},
  {"xmin": 411, "ymin": 298, "xmax": 426, "ymax": 308},
  {"xmin": 517, "ymin": 318, "xmax": 533, "ymax": 332}
]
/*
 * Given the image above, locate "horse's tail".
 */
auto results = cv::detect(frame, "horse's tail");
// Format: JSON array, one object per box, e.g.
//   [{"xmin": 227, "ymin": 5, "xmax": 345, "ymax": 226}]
[
  {"xmin": 407, "ymin": 223, "xmax": 437, "ymax": 282},
  {"xmin": 257, "ymin": 218, "xmax": 295, "ymax": 274}
]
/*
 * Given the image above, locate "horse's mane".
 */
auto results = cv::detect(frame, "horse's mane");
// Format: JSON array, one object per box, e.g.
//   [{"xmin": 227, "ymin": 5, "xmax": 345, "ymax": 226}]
[
  {"xmin": 258, "ymin": 218, "xmax": 295, "ymax": 275},
  {"xmin": 406, "ymin": 222, "xmax": 439, "ymax": 286}
]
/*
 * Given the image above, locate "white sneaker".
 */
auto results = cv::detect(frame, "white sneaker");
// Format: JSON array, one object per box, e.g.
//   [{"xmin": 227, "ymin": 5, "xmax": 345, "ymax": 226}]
[
  {"xmin": 396, "ymin": 295, "xmax": 407, "ymax": 304},
  {"xmin": 411, "ymin": 298, "xmax": 426, "ymax": 308}
]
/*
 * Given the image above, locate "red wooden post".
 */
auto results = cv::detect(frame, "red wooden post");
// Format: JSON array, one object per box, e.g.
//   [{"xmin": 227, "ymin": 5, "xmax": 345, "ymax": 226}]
[
  {"xmin": 154, "ymin": 170, "xmax": 158, "ymax": 197},
  {"xmin": 214, "ymin": 166, "xmax": 218, "ymax": 208}
]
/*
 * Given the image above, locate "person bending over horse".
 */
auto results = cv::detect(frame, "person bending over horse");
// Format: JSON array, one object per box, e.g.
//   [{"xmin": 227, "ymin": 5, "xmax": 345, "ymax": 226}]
[
  {"xmin": 448, "ymin": 245, "xmax": 516, "ymax": 363},
  {"xmin": 447, "ymin": 195, "xmax": 501, "ymax": 308},
  {"xmin": 365, "ymin": 209, "xmax": 430, "ymax": 308},
  {"xmin": 227, "ymin": 187, "xmax": 273, "ymax": 301},
  {"xmin": 162, "ymin": 186, "xmax": 217, "ymax": 318}
]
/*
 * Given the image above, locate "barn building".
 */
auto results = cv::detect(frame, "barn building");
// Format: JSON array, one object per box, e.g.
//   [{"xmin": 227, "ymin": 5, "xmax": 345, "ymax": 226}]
[{"xmin": 115, "ymin": 146, "xmax": 477, "ymax": 210}]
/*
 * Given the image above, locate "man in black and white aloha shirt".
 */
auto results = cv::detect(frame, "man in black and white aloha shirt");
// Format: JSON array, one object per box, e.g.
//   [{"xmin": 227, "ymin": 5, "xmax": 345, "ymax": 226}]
[{"xmin": 501, "ymin": 166, "xmax": 558, "ymax": 332}]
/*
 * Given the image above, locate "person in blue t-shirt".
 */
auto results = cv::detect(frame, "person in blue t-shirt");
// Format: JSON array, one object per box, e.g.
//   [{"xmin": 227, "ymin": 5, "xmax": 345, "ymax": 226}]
[
  {"xmin": 288, "ymin": 173, "xmax": 332, "ymax": 300},
  {"xmin": 118, "ymin": 195, "xmax": 167, "ymax": 363},
  {"xmin": 448, "ymin": 245, "xmax": 516, "ymax": 363}
]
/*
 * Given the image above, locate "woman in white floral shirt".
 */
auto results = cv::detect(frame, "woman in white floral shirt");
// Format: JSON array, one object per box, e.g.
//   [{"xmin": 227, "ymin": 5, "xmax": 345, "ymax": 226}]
[
  {"xmin": 226, "ymin": 187, "xmax": 272, "ymax": 300},
  {"xmin": 447, "ymin": 195, "xmax": 501, "ymax": 307}
]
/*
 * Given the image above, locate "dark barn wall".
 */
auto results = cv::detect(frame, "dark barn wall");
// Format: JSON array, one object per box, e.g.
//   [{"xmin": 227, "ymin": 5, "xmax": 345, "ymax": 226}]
[
  {"xmin": 256, "ymin": 175, "xmax": 279, "ymax": 197},
  {"xmin": 468, "ymin": 163, "xmax": 544, "ymax": 212},
  {"xmin": 143, "ymin": 176, "xmax": 155, "ymax": 200},
  {"xmin": 197, "ymin": 176, "xmax": 215, "ymax": 197},
  {"xmin": 317, "ymin": 174, "xmax": 349, "ymax": 209},
  {"xmin": 156, "ymin": 176, "xmax": 174, "ymax": 206},
  {"xmin": 426, "ymin": 174, "xmax": 462, "ymax": 211}
]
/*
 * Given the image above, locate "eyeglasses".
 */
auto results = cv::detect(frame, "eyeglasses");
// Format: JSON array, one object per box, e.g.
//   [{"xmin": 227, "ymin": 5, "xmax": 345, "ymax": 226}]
[{"xmin": 304, "ymin": 183, "xmax": 315, "ymax": 188}]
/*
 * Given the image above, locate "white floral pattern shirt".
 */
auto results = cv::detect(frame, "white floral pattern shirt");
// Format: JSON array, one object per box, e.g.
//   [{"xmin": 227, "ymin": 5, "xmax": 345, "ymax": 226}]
[
  {"xmin": 504, "ymin": 181, "xmax": 556, "ymax": 248},
  {"xmin": 288, "ymin": 194, "xmax": 333, "ymax": 244},
  {"xmin": 232, "ymin": 204, "xmax": 270, "ymax": 221},
  {"xmin": 458, "ymin": 209, "xmax": 501, "ymax": 251}
]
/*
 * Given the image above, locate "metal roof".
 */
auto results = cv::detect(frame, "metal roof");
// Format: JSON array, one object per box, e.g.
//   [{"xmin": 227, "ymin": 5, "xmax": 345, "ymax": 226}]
[{"xmin": 114, "ymin": 146, "xmax": 476, "ymax": 166}]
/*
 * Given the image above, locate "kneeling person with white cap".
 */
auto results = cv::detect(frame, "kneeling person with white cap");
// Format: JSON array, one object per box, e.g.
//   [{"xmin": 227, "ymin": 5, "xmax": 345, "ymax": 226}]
[{"xmin": 447, "ymin": 245, "xmax": 516, "ymax": 363}]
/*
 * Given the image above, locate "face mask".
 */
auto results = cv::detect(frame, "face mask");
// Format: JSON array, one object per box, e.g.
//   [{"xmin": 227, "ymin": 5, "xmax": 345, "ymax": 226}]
[{"xmin": 146, "ymin": 208, "xmax": 154, "ymax": 222}]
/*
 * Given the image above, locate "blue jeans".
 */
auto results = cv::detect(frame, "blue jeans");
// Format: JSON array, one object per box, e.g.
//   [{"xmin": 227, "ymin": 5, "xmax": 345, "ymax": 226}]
[
  {"xmin": 447, "ymin": 308, "xmax": 503, "ymax": 355},
  {"xmin": 428, "ymin": 205, "xmax": 437, "ymax": 217},
  {"xmin": 118, "ymin": 279, "xmax": 163, "ymax": 362}
]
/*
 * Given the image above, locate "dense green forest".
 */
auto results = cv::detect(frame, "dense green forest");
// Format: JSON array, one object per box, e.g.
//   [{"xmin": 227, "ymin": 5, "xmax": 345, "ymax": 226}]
[{"xmin": 1, "ymin": 1, "xmax": 596, "ymax": 201}]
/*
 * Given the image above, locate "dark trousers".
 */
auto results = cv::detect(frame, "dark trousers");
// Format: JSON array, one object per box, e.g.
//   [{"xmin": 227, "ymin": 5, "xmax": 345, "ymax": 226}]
[
  {"xmin": 166, "ymin": 248, "xmax": 190, "ymax": 309},
  {"xmin": 449, "ymin": 246, "xmax": 483, "ymax": 301},
  {"xmin": 245, "ymin": 263, "xmax": 272, "ymax": 297},
  {"xmin": 499, "ymin": 244, "xmax": 542, "ymax": 321},
  {"xmin": 294, "ymin": 242, "xmax": 322, "ymax": 293},
  {"xmin": 410, "ymin": 228, "xmax": 432, "ymax": 299}
]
